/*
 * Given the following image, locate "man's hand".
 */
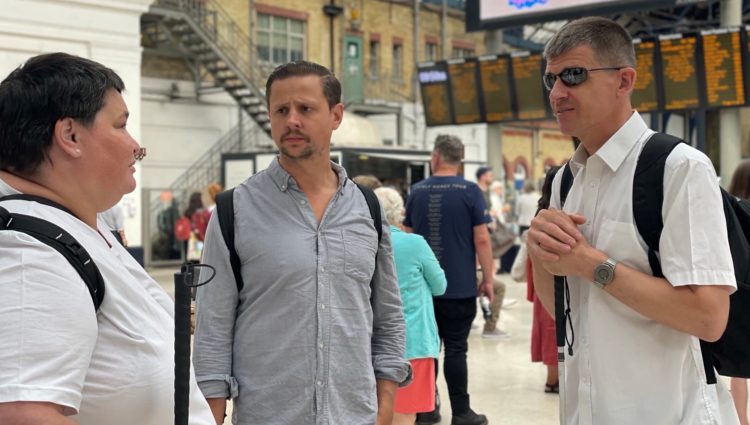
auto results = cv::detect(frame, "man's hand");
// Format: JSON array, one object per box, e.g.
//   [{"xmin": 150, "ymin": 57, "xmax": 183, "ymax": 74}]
[
  {"xmin": 540, "ymin": 233, "xmax": 602, "ymax": 278},
  {"xmin": 376, "ymin": 379, "xmax": 398, "ymax": 425},
  {"xmin": 527, "ymin": 208, "xmax": 586, "ymax": 263},
  {"xmin": 479, "ymin": 280, "xmax": 494, "ymax": 303},
  {"xmin": 206, "ymin": 398, "xmax": 227, "ymax": 425}
]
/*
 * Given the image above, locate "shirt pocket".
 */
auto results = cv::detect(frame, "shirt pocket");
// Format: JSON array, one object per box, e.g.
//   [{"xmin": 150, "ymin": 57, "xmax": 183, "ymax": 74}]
[
  {"xmin": 343, "ymin": 227, "xmax": 377, "ymax": 282},
  {"xmin": 594, "ymin": 218, "xmax": 650, "ymax": 273}
]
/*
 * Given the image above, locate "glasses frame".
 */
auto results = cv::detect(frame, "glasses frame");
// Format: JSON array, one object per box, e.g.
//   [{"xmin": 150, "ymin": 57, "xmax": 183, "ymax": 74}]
[{"xmin": 543, "ymin": 66, "xmax": 625, "ymax": 91}]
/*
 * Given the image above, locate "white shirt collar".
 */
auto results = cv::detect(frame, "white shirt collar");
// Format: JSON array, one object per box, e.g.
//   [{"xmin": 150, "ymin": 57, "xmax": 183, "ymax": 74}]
[
  {"xmin": 0, "ymin": 176, "xmax": 21, "ymax": 197},
  {"xmin": 569, "ymin": 111, "xmax": 650, "ymax": 176}
]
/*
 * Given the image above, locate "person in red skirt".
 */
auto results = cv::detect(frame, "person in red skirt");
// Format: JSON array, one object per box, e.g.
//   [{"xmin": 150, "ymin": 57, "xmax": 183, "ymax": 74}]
[{"xmin": 527, "ymin": 166, "xmax": 559, "ymax": 393}]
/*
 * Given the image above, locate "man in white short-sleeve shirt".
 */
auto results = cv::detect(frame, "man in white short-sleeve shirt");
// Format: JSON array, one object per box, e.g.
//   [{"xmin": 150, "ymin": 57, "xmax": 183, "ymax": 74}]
[{"xmin": 527, "ymin": 17, "xmax": 740, "ymax": 425}]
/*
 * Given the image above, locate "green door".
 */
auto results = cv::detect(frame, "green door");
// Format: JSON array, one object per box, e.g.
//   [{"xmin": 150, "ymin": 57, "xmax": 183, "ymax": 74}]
[{"xmin": 343, "ymin": 35, "xmax": 364, "ymax": 103}]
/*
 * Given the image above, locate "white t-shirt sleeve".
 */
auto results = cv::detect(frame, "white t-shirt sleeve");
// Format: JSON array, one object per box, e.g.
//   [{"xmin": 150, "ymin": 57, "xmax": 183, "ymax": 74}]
[
  {"xmin": 660, "ymin": 144, "xmax": 736, "ymax": 289},
  {"xmin": 0, "ymin": 231, "xmax": 98, "ymax": 414}
]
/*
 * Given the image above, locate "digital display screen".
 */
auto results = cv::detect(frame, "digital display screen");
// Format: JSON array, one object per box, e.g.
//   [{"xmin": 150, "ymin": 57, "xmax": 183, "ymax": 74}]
[
  {"xmin": 511, "ymin": 52, "xmax": 547, "ymax": 120},
  {"xmin": 418, "ymin": 27, "xmax": 750, "ymax": 127},
  {"xmin": 467, "ymin": 0, "xmax": 686, "ymax": 31},
  {"xmin": 418, "ymin": 62, "xmax": 453, "ymax": 126},
  {"xmin": 631, "ymin": 38, "xmax": 660, "ymax": 112},
  {"xmin": 447, "ymin": 59, "xmax": 482, "ymax": 124},
  {"xmin": 701, "ymin": 28, "xmax": 745, "ymax": 108},
  {"xmin": 478, "ymin": 55, "xmax": 514, "ymax": 122},
  {"xmin": 660, "ymin": 33, "xmax": 701, "ymax": 111}
]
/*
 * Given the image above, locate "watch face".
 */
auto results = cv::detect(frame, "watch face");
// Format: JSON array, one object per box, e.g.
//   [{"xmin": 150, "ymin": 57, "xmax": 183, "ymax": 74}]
[{"xmin": 596, "ymin": 267, "xmax": 611, "ymax": 282}]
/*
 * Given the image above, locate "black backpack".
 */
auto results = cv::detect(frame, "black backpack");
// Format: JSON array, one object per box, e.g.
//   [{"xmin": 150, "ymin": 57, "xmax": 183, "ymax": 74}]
[
  {"xmin": 0, "ymin": 194, "xmax": 105, "ymax": 311},
  {"xmin": 214, "ymin": 182, "xmax": 383, "ymax": 291},
  {"xmin": 557, "ymin": 132, "xmax": 750, "ymax": 384}
]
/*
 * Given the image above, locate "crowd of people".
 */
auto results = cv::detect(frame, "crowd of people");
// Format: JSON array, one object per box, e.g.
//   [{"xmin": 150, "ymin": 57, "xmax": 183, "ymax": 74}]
[{"xmin": 1, "ymin": 15, "xmax": 749, "ymax": 425}]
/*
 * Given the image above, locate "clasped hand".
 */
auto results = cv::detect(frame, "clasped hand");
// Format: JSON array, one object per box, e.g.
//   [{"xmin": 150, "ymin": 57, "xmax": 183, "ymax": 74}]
[{"xmin": 526, "ymin": 208, "xmax": 592, "ymax": 278}]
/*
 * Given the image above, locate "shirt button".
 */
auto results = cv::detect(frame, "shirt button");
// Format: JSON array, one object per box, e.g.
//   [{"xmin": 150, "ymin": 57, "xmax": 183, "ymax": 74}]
[
  {"xmin": 319, "ymin": 343, "xmax": 324, "ymax": 348},
  {"xmin": 300, "ymin": 200, "xmax": 307, "ymax": 205},
  {"xmin": 321, "ymin": 267, "xmax": 325, "ymax": 273},
  {"xmin": 321, "ymin": 304, "xmax": 326, "ymax": 310},
  {"xmin": 317, "ymin": 381, "xmax": 323, "ymax": 386}
]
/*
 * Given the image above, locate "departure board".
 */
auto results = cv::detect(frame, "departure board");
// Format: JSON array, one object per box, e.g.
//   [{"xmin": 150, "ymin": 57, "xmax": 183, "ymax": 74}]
[
  {"xmin": 631, "ymin": 38, "xmax": 660, "ymax": 112},
  {"xmin": 447, "ymin": 59, "xmax": 482, "ymax": 124},
  {"xmin": 478, "ymin": 54, "xmax": 514, "ymax": 122},
  {"xmin": 511, "ymin": 52, "xmax": 547, "ymax": 120},
  {"xmin": 702, "ymin": 28, "xmax": 745, "ymax": 108},
  {"xmin": 418, "ymin": 62, "xmax": 453, "ymax": 126},
  {"xmin": 659, "ymin": 33, "xmax": 701, "ymax": 110}
]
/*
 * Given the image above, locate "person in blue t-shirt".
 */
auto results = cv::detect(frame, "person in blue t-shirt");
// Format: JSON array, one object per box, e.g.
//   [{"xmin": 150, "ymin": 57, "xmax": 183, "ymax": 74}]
[{"xmin": 404, "ymin": 134, "xmax": 494, "ymax": 425}]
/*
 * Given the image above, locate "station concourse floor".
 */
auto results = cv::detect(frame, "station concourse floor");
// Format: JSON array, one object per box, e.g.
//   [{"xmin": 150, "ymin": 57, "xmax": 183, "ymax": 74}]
[
  {"xmin": 151, "ymin": 265, "xmax": 748, "ymax": 425},
  {"xmin": 149, "ymin": 266, "xmax": 555, "ymax": 424}
]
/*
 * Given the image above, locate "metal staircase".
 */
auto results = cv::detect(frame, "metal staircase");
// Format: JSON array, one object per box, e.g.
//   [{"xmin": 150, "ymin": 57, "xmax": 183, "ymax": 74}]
[
  {"xmin": 145, "ymin": 0, "xmax": 271, "ymax": 136},
  {"xmin": 168, "ymin": 114, "xmax": 265, "ymax": 194}
]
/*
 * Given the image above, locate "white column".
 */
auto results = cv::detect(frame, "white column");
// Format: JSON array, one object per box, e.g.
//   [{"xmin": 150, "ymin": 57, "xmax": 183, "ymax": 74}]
[
  {"xmin": 0, "ymin": 0, "xmax": 151, "ymax": 245},
  {"xmin": 719, "ymin": 0, "xmax": 742, "ymax": 185}
]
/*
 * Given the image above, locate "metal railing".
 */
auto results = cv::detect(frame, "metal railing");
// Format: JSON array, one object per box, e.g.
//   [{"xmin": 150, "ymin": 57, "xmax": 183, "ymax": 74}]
[
  {"xmin": 168, "ymin": 115, "xmax": 269, "ymax": 195},
  {"xmin": 152, "ymin": 0, "xmax": 267, "ymax": 91}
]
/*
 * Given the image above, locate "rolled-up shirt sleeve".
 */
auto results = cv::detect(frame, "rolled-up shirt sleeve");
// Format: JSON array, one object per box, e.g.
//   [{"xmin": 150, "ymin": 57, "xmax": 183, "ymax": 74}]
[
  {"xmin": 370, "ymin": 213, "xmax": 412, "ymax": 386},
  {"xmin": 193, "ymin": 212, "xmax": 240, "ymax": 399}
]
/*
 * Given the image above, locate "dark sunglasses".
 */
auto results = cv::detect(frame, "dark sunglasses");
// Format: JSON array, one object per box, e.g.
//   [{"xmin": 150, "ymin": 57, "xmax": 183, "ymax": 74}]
[{"xmin": 543, "ymin": 67, "xmax": 624, "ymax": 90}]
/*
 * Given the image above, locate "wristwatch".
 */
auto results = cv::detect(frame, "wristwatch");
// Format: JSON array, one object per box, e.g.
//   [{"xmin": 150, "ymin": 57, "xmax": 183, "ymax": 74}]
[{"xmin": 593, "ymin": 258, "xmax": 617, "ymax": 289}]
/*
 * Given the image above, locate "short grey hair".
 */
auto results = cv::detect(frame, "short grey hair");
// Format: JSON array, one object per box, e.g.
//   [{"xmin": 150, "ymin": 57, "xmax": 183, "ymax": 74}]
[
  {"xmin": 543, "ymin": 17, "xmax": 635, "ymax": 68},
  {"xmin": 433, "ymin": 134, "xmax": 463, "ymax": 165},
  {"xmin": 374, "ymin": 187, "xmax": 404, "ymax": 226}
]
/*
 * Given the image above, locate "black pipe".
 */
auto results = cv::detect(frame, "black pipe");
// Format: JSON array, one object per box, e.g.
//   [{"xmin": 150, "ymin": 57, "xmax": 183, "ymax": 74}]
[
  {"xmin": 330, "ymin": 7, "xmax": 335, "ymax": 73},
  {"xmin": 174, "ymin": 264, "xmax": 192, "ymax": 425},
  {"xmin": 323, "ymin": 2, "xmax": 344, "ymax": 74}
]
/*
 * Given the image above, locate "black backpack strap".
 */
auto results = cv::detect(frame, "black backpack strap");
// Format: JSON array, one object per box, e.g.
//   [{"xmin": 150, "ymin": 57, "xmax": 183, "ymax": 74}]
[
  {"xmin": 633, "ymin": 132, "xmax": 683, "ymax": 279},
  {"xmin": 355, "ymin": 183, "xmax": 382, "ymax": 244},
  {"xmin": 215, "ymin": 184, "xmax": 381, "ymax": 294},
  {"xmin": 215, "ymin": 188, "xmax": 244, "ymax": 292},
  {"xmin": 559, "ymin": 162, "xmax": 574, "ymax": 207},
  {"xmin": 632, "ymin": 134, "xmax": 719, "ymax": 383},
  {"xmin": 0, "ymin": 202, "xmax": 105, "ymax": 311},
  {"xmin": 555, "ymin": 163, "xmax": 575, "ymax": 357}
]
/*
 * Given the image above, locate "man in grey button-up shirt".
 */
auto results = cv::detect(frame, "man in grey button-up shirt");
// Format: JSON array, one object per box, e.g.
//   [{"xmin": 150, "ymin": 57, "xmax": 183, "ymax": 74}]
[{"xmin": 193, "ymin": 61, "xmax": 410, "ymax": 425}]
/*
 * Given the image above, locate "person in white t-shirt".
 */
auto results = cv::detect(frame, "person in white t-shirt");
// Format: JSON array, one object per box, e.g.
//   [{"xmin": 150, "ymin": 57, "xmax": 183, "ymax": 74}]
[
  {"xmin": 99, "ymin": 203, "xmax": 127, "ymax": 246},
  {"xmin": 0, "ymin": 53, "xmax": 214, "ymax": 425},
  {"xmin": 515, "ymin": 181, "xmax": 539, "ymax": 235},
  {"xmin": 527, "ymin": 17, "xmax": 739, "ymax": 424}
]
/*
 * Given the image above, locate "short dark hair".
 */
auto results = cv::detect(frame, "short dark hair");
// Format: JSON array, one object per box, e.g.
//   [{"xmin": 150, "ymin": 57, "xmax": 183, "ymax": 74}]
[
  {"xmin": 537, "ymin": 166, "xmax": 561, "ymax": 215},
  {"xmin": 728, "ymin": 159, "xmax": 750, "ymax": 200},
  {"xmin": 544, "ymin": 17, "xmax": 635, "ymax": 68},
  {"xmin": 265, "ymin": 60, "xmax": 341, "ymax": 109},
  {"xmin": 433, "ymin": 134, "xmax": 463, "ymax": 165},
  {"xmin": 0, "ymin": 52, "xmax": 125, "ymax": 175},
  {"xmin": 475, "ymin": 166, "xmax": 492, "ymax": 180}
]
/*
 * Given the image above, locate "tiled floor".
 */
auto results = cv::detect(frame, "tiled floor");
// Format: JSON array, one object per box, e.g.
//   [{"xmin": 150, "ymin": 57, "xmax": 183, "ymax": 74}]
[
  {"xmin": 436, "ymin": 276, "xmax": 560, "ymax": 425},
  {"xmin": 151, "ymin": 267, "xmax": 560, "ymax": 424},
  {"xmin": 155, "ymin": 265, "xmax": 749, "ymax": 425}
]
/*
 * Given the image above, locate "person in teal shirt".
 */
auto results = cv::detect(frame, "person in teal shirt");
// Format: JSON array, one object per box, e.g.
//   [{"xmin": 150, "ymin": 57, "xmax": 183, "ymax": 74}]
[{"xmin": 375, "ymin": 187, "xmax": 447, "ymax": 425}]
